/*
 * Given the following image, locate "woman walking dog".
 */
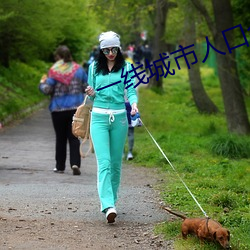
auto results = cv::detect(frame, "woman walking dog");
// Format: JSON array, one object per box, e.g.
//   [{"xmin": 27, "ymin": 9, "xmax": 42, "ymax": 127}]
[{"xmin": 85, "ymin": 31, "xmax": 138, "ymax": 223}]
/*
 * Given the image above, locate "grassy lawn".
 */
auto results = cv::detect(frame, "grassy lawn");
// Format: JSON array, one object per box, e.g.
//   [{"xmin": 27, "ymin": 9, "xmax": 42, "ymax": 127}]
[{"xmin": 128, "ymin": 66, "xmax": 250, "ymax": 250}]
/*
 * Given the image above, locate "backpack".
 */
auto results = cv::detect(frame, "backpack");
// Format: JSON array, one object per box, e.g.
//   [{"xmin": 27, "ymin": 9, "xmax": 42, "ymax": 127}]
[
  {"xmin": 72, "ymin": 95, "xmax": 93, "ymax": 158},
  {"xmin": 72, "ymin": 61, "xmax": 97, "ymax": 158}
]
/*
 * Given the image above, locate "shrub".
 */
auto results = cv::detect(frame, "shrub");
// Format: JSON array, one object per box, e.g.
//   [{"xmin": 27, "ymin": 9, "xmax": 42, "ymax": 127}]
[
  {"xmin": 210, "ymin": 191, "xmax": 237, "ymax": 209},
  {"xmin": 210, "ymin": 135, "xmax": 250, "ymax": 159}
]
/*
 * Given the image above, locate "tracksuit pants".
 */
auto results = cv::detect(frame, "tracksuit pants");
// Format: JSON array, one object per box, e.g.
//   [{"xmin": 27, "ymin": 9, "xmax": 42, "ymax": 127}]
[{"xmin": 90, "ymin": 110, "xmax": 128, "ymax": 212}]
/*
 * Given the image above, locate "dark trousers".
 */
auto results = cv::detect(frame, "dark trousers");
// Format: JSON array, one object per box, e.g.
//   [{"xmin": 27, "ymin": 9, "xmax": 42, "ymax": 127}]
[
  {"xmin": 125, "ymin": 102, "xmax": 134, "ymax": 153},
  {"xmin": 127, "ymin": 127, "xmax": 134, "ymax": 152},
  {"xmin": 51, "ymin": 110, "xmax": 80, "ymax": 171}
]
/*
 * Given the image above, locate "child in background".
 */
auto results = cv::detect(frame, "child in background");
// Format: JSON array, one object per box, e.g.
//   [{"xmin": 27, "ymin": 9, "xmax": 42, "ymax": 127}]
[
  {"xmin": 123, "ymin": 51, "xmax": 136, "ymax": 160},
  {"xmin": 125, "ymin": 101, "xmax": 134, "ymax": 160}
]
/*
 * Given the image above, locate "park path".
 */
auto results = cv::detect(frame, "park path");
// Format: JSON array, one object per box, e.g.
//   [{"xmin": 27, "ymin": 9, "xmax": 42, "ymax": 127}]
[{"xmin": 0, "ymin": 105, "xmax": 173, "ymax": 250}]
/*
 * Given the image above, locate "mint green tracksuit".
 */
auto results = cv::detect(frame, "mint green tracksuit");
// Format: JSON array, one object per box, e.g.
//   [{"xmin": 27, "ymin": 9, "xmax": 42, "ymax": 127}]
[{"xmin": 88, "ymin": 62, "xmax": 138, "ymax": 212}]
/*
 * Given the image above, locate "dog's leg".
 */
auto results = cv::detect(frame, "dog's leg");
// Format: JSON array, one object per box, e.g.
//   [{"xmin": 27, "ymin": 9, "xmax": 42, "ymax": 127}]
[{"xmin": 181, "ymin": 231, "xmax": 188, "ymax": 239}]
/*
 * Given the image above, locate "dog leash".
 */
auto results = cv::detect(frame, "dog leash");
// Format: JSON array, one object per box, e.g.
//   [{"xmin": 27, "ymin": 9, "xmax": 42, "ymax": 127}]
[{"xmin": 139, "ymin": 118, "xmax": 209, "ymax": 218}]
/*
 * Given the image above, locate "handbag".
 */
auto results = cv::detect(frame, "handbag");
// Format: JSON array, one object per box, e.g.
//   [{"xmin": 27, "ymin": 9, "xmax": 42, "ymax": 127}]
[{"xmin": 72, "ymin": 95, "xmax": 93, "ymax": 158}]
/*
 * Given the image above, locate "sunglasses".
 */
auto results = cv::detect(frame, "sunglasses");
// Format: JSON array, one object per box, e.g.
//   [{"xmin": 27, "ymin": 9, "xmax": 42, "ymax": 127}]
[{"xmin": 102, "ymin": 47, "xmax": 119, "ymax": 55}]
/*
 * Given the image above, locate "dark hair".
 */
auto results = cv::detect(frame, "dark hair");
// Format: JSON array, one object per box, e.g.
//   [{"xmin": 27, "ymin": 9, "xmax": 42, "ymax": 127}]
[
  {"xmin": 54, "ymin": 45, "xmax": 73, "ymax": 63},
  {"xmin": 95, "ymin": 48, "xmax": 125, "ymax": 75}
]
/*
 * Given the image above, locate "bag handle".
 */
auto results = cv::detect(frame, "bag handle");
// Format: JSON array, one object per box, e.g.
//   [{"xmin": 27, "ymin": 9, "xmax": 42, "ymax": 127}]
[
  {"xmin": 83, "ymin": 94, "xmax": 88, "ymax": 105},
  {"xmin": 79, "ymin": 137, "xmax": 94, "ymax": 158}
]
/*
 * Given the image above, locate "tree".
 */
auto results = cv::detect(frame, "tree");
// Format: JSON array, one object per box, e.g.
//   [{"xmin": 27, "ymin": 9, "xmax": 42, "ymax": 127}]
[
  {"xmin": 233, "ymin": 0, "xmax": 250, "ymax": 95},
  {"xmin": 91, "ymin": 0, "xmax": 156, "ymax": 48},
  {"xmin": 0, "ymin": 0, "xmax": 98, "ymax": 66},
  {"xmin": 184, "ymin": 2, "xmax": 218, "ymax": 114},
  {"xmin": 191, "ymin": 0, "xmax": 250, "ymax": 134},
  {"xmin": 148, "ymin": 0, "xmax": 177, "ymax": 90}
]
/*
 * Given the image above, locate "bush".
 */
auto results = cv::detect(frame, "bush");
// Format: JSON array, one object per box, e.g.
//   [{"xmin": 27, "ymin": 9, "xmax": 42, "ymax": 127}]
[
  {"xmin": 210, "ymin": 191, "xmax": 237, "ymax": 209},
  {"xmin": 0, "ymin": 60, "xmax": 48, "ymax": 122},
  {"xmin": 210, "ymin": 135, "xmax": 250, "ymax": 159}
]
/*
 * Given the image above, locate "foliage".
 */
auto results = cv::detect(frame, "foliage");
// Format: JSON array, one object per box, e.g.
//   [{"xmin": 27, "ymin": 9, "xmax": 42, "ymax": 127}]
[
  {"xmin": 164, "ymin": 0, "xmax": 213, "ymax": 47},
  {"xmin": 0, "ymin": 0, "xmax": 100, "ymax": 66},
  {"xmin": 164, "ymin": 0, "xmax": 185, "ymax": 45},
  {"xmin": 232, "ymin": 0, "xmax": 250, "ymax": 95},
  {"xmin": 128, "ymin": 65, "xmax": 250, "ymax": 249},
  {"xmin": 0, "ymin": 60, "xmax": 49, "ymax": 122},
  {"xmin": 92, "ymin": 0, "xmax": 156, "ymax": 46}
]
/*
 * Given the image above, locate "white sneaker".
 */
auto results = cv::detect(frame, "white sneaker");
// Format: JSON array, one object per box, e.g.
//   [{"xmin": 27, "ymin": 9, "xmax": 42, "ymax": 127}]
[
  {"xmin": 127, "ymin": 152, "xmax": 133, "ymax": 160},
  {"xmin": 53, "ymin": 168, "xmax": 64, "ymax": 173},
  {"xmin": 105, "ymin": 207, "xmax": 117, "ymax": 223}
]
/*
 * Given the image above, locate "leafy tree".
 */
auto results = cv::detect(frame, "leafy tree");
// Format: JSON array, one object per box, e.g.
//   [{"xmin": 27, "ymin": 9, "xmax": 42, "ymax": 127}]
[
  {"xmin": 191, "ymin": 0, "xmax": 250, "ymax": 134},
  {"xmin": 184, "ymin": 1, "xmax": 218, "ymax": 114},
  {"xmin": 91, "ymin": 0, "xmax": 155, "ymax": 47},
  {"xmin": 148, "ymin": 0, "xmax": 177, "ymax": 90},
  {"xmin": 0, "ymin": 0, "xmax": 99, "ymax": 67},
  {"xmin": 232, "ymin": 0, "xmax": 250, "ymax": 95}
]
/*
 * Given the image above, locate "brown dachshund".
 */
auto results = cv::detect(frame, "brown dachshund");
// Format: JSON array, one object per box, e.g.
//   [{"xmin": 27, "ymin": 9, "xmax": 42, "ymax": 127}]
[{"xmin": 162, "ymin": 207, "xmax": 231, "ymax": 249}]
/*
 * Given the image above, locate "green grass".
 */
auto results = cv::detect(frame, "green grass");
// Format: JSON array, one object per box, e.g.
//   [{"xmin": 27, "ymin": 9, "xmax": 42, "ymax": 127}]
[
  {"xmin": 128, "ymin": 66, "xmax": 250, "ymax": 250},
  {"xmin": 0, "ymin": 60, "xmax": 50, "ymax": 123}
]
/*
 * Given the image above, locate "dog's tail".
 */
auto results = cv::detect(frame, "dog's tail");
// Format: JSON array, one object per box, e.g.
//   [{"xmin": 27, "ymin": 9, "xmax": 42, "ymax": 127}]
[{"xmin": 162, "ymin": 206, "xmax": 187, "ymax": 220}]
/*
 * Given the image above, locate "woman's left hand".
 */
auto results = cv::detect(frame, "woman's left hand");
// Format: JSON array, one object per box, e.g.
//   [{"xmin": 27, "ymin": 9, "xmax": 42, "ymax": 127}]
[{"xmin": 131, "ymin": 103, "xmax": 138, "ymax": 116}]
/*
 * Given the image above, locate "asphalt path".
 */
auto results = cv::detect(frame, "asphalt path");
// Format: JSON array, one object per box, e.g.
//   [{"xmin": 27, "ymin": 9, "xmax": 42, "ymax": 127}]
[{"xmin": 0, "ymin": 106, "xmax": 172, "ymax": 249}]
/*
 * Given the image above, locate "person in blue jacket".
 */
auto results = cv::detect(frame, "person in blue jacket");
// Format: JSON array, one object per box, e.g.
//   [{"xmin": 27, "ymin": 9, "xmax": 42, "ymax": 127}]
[
  {"xmin": 85, "ymin": 31, "xmax": 138, "ymax": 223},
  {"xmin": 39, "ymin": 45, "xmax": 88, "ymax": 176}
]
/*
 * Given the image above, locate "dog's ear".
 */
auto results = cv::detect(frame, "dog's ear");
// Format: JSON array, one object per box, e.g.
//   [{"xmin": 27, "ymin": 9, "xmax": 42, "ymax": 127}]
[
  {"xmin": 227, "ymin": 230, "xmax": 230, "ymax": 240},
  {"xmin": 213, "ymin": 231, "xmax": 217, "ymax": 240}
]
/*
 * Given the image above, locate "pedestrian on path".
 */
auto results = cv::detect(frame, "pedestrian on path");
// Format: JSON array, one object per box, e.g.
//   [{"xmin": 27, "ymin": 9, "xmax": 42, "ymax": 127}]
[
  {"xmin": 123, "ymin": 53, "xmax": 136, "ymax": 161},
  {"xmin": 143, "ymin": 44, "xmax": 153, "ymax": 74},
  {"xmin": 85, "ymin": 31, "xmax": 139, "ymax": 223},
  {"xmin": 39, "ymin": 45, "xmax": 88, "ymax": 175},
  {"xmin": 124, "ymin": 101, "xmax": 134, "ymax": 160}
]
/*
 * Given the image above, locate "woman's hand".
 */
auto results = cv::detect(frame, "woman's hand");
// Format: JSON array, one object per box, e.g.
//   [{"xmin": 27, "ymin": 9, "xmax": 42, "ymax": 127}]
[
  {"xmin": 40, "ymin": 74, "xmax": 47, "ymax": 84},
  {"xmin": 85, "ymin": 86, "xmax": 96, "ymax": 97},
  {"xmin": 131, "ymin": 103, "xmax": 138, "ymax": 116}
]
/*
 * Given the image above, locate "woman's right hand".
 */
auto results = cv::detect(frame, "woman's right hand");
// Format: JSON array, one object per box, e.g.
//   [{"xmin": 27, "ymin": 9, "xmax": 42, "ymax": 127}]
[
  {"xmin": 85, "ymin": 86, "xmax": 95, "ymax": 97},
  {"xmin": 40, "ymin": 74, "xmax": 47, "ymax": 83}
]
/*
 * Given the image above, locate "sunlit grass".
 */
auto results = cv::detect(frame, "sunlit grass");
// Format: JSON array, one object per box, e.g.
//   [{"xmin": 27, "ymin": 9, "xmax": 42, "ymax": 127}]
[{"xmin": 129, "ymin": 65, "xmax": 250, "ymax": 250}]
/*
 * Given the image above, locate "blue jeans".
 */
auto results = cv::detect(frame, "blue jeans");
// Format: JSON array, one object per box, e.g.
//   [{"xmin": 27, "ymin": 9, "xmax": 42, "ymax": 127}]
[{"xmin": 90, "ymin": 111, "xmax": 128, "ymax": 212}]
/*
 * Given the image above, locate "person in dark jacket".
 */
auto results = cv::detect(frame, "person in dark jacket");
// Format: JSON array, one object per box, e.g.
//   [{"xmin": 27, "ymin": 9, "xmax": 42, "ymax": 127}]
[
  {"xmin": 39, "ymin": 45, "xmax": 88, "ymax": 175},
  {"xmin": 143, "ymin": 44, "xmax": 153, "ymax": 73}
]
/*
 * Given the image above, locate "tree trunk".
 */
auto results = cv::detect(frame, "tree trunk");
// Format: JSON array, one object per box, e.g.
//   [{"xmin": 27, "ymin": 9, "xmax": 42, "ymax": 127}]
[
  {"xmin": 212, "ymin": 0, "xmax": 250, "ymax": 134},
  {"xmin": 148, "ymin": 0, "xmax": 171, "ymax": 90},
  {"xmin": 185, "ymin": 4, "xmax": 219, "ymax": 114},
  {"xmin": 191, "ymin": 0, "xmax": 250, "ymax": 134}
]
